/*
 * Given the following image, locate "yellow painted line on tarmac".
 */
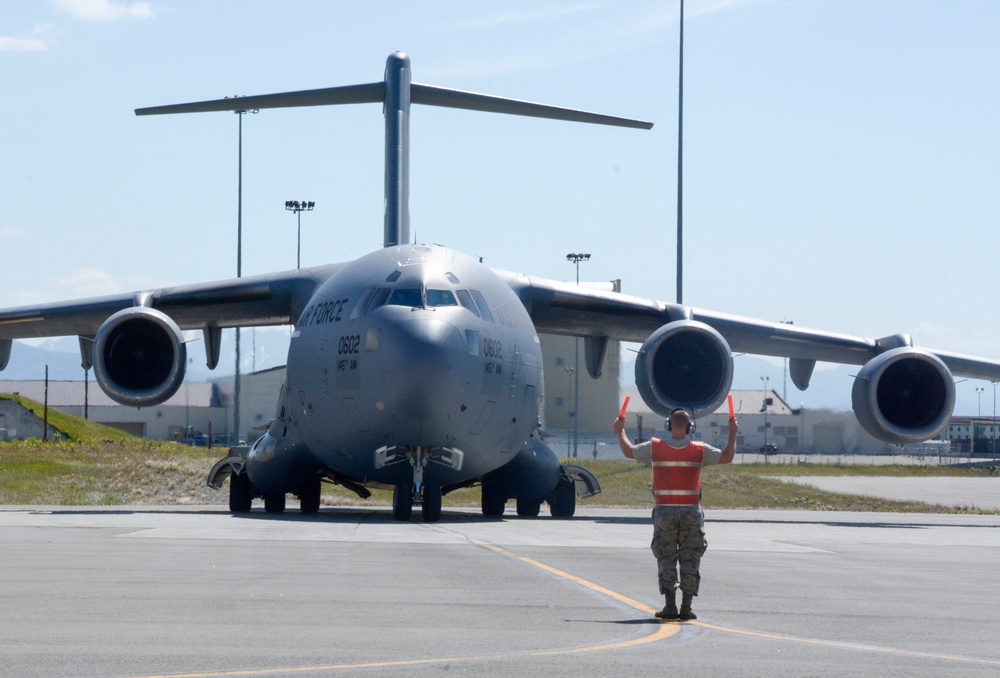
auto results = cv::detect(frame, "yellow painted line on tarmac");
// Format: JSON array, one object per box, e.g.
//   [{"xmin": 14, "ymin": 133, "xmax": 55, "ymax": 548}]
[
  {"xmin": 131, "ymin": 533, "xmax": 679, "ymax": 678},
  {"xmin": 692, "ymin": 620, "xmax": 1000, "ymax": 667},
  {"xmin": 478, "ymin": 542, "xmax": 661, "ymax": 616}
]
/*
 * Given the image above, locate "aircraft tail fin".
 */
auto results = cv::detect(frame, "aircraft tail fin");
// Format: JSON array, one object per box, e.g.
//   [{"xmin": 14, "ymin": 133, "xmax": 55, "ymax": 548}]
[{"xmin": 135, "ymin": 52, "xmax": 652, "ymax": 250}]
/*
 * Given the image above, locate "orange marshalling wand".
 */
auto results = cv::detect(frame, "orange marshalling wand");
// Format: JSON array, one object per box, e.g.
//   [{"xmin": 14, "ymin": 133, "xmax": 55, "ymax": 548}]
[
  {"xmin": 618, "ymin": 396, "xmax": 631, "ymax": 421},
  {"xmin": 727, "ymin": 394, "xmax": 735, "ymax": 421}
]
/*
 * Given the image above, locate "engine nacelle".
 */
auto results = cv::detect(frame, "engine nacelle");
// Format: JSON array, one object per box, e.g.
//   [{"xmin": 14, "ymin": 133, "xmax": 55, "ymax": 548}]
[
  {"xmin": 635, "ymin": 320, "xmax": 733, "ymax": 417},
  {"xmin": 93, "ymin": 307, "xmax": 187, "ymax": 407},
  {"xmin": 851, "ymin": 347, "xmax": 955, "ymax": 445}
]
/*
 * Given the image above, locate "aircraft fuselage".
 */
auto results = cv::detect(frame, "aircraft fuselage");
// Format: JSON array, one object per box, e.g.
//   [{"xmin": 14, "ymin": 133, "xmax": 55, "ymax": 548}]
[{"xmin": 245, "ymin": 244, "xmax": 543, "ymax": 495}]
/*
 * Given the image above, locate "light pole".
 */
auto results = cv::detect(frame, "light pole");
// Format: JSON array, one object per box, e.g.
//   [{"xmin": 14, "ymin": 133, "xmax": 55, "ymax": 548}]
[
  {"xmin": 676, "ymin": 0, "xmax": 684, "ymax": 304},
  {"xmin": 993, "ymin": 381, "xmax": 997, "ymax": 456},
  {"xmin": 780, "ymin": 319, "xmax": 793, "ymax": 402},
  {"xmin": 285, "ymin": 200, "xmax": 315, "ymax": 269},
  {"xmin": 233, "ymin": 103, "xmax": 257, "ymax": 446},
  {"xmin": 975, "ymin": 386, "xmax": 985, "ymax": 456},
  {"xmin": 564, "ymin": 366, "xmax": 574, "ymax": 456},
  {"xmin": 761, "ymin": 375, "xmax": 770, "ymax": 461},
  {"xmin": 566, "ymin": 253, "xmax": 590, "ymax": 458}
]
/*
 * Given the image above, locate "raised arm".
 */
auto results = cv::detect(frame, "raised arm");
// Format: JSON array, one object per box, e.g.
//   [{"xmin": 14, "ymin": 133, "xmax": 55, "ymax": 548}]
[
  {"xmin": 612, "ymin": 418, "xmax": 635, "ymax": 459},
  {"xmin": 720, "ymin": 417, "xmax": 740, "ymax": 465}
]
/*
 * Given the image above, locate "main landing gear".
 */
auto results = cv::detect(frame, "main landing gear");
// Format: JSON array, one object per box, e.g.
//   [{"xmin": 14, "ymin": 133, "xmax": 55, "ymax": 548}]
[
  {"xmin": 480, "ymin": 476, "xmax": 575, "ymax": 518},
  {"xmin": 225, "ymin": 470, "xmax": 323, "ymax": 515}
]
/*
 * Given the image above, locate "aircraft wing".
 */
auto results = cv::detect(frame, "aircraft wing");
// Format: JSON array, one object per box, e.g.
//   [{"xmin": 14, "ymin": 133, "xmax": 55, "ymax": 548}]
[
  {"xmin": 505, "ymin": 272, "xmax": 1000, "ymax": 383},
  {"xmin": 0, "ymin": 264, "xmax": 344, "ymax": 368}
]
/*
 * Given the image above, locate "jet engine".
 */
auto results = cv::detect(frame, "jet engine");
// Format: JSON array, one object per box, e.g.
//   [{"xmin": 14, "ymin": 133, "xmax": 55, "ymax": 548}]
[
  {"xmin": 851, "ymin": 347, "xmax": 955, "ymax": 445},
  {"xmin": 635, "ymin": 320, "xmax": 733, "ymax": 417},
  {"xmin": 93, "ymin": 307, "xmax": 187, "ymax": 407}
]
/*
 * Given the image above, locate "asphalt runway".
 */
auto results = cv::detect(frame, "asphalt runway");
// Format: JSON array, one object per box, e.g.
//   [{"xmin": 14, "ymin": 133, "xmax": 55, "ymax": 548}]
[{"xmin": 2, "ymin": 489, "xmax": 1000, "ymax": 677}]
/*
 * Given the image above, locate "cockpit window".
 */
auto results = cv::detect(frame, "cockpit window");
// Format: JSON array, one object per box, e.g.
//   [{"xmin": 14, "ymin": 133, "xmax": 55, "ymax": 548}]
[
  {"xmin": 426, "ymin": 289, "xmax": 458, "ymax": 307},
  {"xmin": 445, "ymin": 272, "xmax": 460, "ymax": 284},
  {"xmin": 385, "ymin": 270, "xmax": 402, "ymax": 283},
  {"xmin": 388, "ymin": 288, "xmax": 422, "ymax": 307},
  {"xmin": 350, "ymin": 287, "xmax": 376, "ymax": 320},
  {"xmin": 366, "ymin": 287, "xmax": 391, "ymax": 313},
  {"xmin": 456, "ymin": 289, "xmax": 479, "ymax": 317},
  {"xmin": 470, "ymin": 289, "xmax": 495, "ymax": 322}
]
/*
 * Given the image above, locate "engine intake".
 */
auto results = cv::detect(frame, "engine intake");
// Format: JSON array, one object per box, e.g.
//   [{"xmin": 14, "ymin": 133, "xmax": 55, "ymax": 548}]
[
  {"xmin": 851, "ymin": 347, "xmax": 955, "ymax": 445},
  {"xmin": 635, "ymin": 320, "xmax": 733, "ymax": 417},
  {"xmin": 93, "ymin": 307, "xmax": 187, "ymax": 407}
]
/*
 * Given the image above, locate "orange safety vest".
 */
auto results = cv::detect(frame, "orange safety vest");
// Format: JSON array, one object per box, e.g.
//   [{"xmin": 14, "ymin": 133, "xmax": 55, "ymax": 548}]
[{"xmin": 650, "ymin": 439, "xmax": 705, "ymax": 506}]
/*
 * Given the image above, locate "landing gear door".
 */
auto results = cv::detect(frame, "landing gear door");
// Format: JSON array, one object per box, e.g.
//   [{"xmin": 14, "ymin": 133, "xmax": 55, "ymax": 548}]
[{"xmin": 562, "ymin": 463, "xmax": 602, "ymax": 499}]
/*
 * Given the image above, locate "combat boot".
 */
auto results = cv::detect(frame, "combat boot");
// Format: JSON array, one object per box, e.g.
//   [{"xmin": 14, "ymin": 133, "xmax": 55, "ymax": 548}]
[
  {"xmin": 679, "ymin": 592, "xmax": 697, "ymax": 620},
  {"xmin": 655, "ymin": 593, "xmax": 679, "ymax": 620}
]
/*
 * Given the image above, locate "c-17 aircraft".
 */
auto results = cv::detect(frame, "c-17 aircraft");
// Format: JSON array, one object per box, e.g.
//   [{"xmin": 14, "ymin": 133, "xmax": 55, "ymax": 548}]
[{"xmin": 3, "ymin": 52, "xmax": 1000, "ymax": 522}]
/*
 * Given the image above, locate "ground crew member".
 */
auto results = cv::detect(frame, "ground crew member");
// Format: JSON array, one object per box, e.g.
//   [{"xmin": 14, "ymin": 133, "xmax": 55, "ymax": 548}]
[{"xmin": 613, "ymin": 406, "xmax": 738, "ymax": 620}]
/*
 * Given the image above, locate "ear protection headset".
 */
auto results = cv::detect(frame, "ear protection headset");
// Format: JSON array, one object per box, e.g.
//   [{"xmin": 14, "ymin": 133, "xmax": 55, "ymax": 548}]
[{"xmin": 666, "ymin": 407, "xmax": 696, "ymax": 435}]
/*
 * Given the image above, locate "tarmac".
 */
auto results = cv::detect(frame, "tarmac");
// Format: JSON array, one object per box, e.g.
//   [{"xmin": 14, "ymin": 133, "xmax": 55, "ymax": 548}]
[{"xmin": 2, "ymin": 477, "xmax": 1000, "ymax": 677}]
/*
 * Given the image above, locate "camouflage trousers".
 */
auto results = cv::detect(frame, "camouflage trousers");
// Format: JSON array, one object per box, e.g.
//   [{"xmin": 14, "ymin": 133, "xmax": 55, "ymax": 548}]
[{"xmin": 651, "ymin": 504, "xmax": 708, "ymax": 597}]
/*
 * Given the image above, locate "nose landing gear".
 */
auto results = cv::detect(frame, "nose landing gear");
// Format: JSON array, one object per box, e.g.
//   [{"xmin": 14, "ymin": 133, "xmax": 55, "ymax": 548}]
[
  {"xmin": 392, "ymin": 481, "xmax": 442, "ymax": 522},
  {"xmin": 378, "ymin": 445, "xmax": 462, "ymax": 522},
  {"xmin": 390, "ymin": 446, "xmax": 442, "ymax": 522}
]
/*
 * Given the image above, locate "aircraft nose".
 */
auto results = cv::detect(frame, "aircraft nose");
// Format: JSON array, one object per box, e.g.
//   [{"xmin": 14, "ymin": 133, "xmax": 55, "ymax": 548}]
[{"xmin": 381, "ymin": 315, "xmax": 466, "ymax": 418}]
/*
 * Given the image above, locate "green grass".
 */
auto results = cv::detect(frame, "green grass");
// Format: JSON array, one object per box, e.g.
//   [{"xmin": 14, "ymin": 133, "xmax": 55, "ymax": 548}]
[
  {"xmin": 1, "ymin": 395, "xmax": 995, "ymax": 513},
  {"xmin": 2, "ymin": 393, "xmax": 137, "ymax": 444},
  {"xmin": 0, "ymin": 395, "xmax": 223, "ymax": 505},
  {"xmin": 0, "ymin": 438, "xmax": 224, "ymax": 505}
]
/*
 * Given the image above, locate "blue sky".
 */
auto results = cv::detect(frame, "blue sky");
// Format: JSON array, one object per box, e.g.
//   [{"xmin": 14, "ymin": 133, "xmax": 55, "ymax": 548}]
[{"xmin": 2, "ymin": 0, "xmax": 999, "ymax": 412}]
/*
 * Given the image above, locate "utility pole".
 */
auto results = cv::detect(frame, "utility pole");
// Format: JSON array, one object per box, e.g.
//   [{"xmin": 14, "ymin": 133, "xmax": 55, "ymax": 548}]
[{"xmin": 43, "ymin": 364, "xmax": 49, "ymax": 442}]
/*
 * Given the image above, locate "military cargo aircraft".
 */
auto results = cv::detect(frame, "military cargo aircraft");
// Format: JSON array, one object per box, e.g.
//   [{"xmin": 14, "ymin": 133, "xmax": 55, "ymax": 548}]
[{"xmin": 3, "ymin": 53, "xmax": 999, "ymax": 522}]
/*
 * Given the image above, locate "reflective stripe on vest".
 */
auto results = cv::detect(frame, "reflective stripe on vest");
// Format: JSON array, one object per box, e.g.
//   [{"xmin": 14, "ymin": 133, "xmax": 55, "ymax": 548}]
[{"xmin": 650, "ymin": 439, "xmax": 704, "ymax": 505}]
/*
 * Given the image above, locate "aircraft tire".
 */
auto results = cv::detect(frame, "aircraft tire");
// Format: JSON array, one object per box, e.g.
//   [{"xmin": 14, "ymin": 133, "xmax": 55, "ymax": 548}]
[
  {"xmin": 299, "ymin": 477, "xmax": 322, "ymax": 514},
  {"xmin": 229, "ymin": 472, "xmax": 253, "ymax": 513},
  {"xmin": 516, "ymin": 496, "xmax": 541, "ymax": 518},
  {"xmin": 264, "ymin": 493, "xmax": 286, "ymax": 513},
  {"xmin": 422, "ymin": 484, "xmax": 442, "ymax": 522},
  {"xmin": 393, "ymin": 483, "xmax": 413, "ymax": 521},
  {"xmin": 481, "ymin": 482, "xmax": 506, "ymax": 517},
  {"xmin": 549, "ymin": 476, "xmax": 576, "ymax": 518}
]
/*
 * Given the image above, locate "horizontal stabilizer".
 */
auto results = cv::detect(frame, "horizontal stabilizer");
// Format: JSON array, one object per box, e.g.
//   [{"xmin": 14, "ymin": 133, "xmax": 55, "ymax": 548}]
[
  {"xmin": 410, "ymin": 84, "xmax": 653, "ymax": 129},
  {"xmin": 135, "ymin": 82, "xmax": 385, "ymax": 116},
  {"xmin": 136, "ymin": 81, "xmax": 653, "ymax": 130}
]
